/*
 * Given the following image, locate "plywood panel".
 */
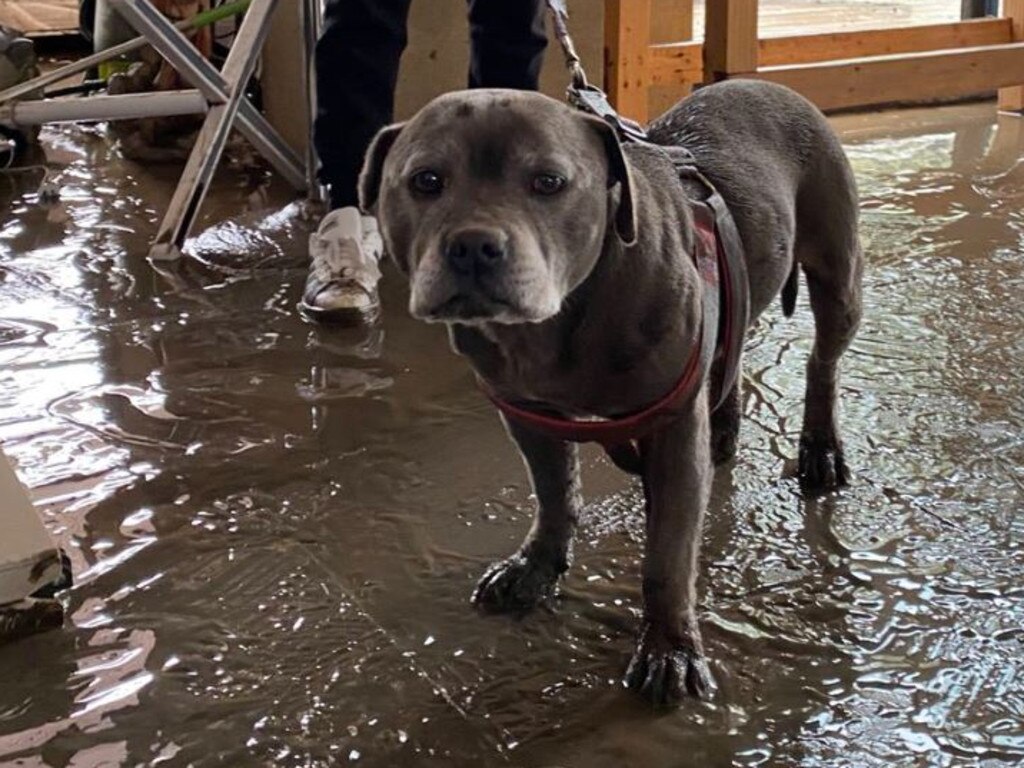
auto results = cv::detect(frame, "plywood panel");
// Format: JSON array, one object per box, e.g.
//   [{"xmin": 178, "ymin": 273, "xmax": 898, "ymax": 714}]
[{"xmin": 262, "ymin": 2, "xmax": 308, "ymax": 160}]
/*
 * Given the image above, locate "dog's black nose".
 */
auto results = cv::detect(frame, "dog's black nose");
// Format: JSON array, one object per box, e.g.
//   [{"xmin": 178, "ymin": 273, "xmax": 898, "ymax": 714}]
[{"xmin": 445, "ymin": 228, "xmax": 507, "ymax": 275}]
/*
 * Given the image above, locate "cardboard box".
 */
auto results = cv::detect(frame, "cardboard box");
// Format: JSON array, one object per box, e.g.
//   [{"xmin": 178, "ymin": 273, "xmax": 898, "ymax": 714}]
[{"xmin": 0, "ymin": 450, "xmax": 61, "ymax": 606}]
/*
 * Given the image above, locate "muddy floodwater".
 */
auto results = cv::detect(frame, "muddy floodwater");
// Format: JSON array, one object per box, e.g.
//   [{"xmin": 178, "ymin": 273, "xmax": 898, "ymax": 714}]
[{"xmin": 0, "ymin": 103, "xmax": 1022, "ymax": 767}]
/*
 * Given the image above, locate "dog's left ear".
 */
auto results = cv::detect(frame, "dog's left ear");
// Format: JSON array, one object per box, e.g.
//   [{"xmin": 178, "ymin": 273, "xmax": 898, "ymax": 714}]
[
  {"xmin": 583, "ymin": 115, "xmax": 638, "ymax": 246},
  {"xmin": 358, "ymin": 122, "xmax": 406, "ymax": 214}
]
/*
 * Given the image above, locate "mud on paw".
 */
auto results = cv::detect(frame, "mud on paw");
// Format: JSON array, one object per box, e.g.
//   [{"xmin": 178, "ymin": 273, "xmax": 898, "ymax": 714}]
[
  {"xmin": 623, "ymin": 624, "xmax": 717, "ymax": 707},
  {"xmin": 471, "ymin": 550, "xmax": 565, "ymax": 613}
]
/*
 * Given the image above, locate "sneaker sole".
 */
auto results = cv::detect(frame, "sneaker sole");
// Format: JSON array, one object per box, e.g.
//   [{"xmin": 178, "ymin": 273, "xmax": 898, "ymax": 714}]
[{"xmin": 297, "ymin": 299, "xmax": 381, "ymax": 326}]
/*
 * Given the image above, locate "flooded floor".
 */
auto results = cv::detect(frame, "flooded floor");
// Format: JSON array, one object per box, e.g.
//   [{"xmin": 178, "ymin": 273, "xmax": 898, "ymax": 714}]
[{"xmin": 0, "ymin": 101, "xmax": 1022, "ymax": 767}]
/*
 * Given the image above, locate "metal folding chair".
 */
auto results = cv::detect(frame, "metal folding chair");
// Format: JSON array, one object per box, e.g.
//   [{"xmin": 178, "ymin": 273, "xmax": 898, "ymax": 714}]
[
  {"xmin": 0, "ymin": 0, "xmax": 323, "ymax": 261},
  {"xmin": 111, "ymin": 0, "xmax": 321, "ymax": 260}
]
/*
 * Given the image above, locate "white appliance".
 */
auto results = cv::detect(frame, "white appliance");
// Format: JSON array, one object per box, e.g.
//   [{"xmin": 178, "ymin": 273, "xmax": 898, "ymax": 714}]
[{"xmin": 0, "ymin": 451, "xmax": 61, "ymax": 606}]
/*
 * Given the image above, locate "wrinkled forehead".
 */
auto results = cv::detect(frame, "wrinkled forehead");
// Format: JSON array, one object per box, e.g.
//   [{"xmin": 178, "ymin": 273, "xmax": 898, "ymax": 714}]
[{"xmin": 393, "ymin": 93, "xmax": 587, "ymax": 176}]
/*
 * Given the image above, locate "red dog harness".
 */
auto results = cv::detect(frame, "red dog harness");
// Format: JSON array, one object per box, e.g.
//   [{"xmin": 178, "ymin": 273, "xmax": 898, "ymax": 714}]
[{"xmin": 484, "ymin": 150, "xmax": 751, "ymax": 474}]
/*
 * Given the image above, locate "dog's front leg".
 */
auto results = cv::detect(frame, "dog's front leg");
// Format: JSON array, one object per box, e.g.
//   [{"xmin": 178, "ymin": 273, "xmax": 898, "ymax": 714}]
[
  {"xmin": 472, "ymin": 418, "xmax": 581, "ymax": 612},
  {"xmin": 626, "ymin": 402, "xmax": 717, "ymax": 706}
]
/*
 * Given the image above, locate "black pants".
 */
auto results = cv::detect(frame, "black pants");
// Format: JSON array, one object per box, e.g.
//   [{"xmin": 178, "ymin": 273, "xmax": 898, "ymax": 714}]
[{"xmin": 315, "ymin": 0, "xmax": 548, "ymax": 209}]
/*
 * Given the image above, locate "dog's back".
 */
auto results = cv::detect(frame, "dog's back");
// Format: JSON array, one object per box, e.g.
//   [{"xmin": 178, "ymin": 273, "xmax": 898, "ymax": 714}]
[{"xmin": 646, "ymin": 79, "xmax": 859, "ymax": 320}]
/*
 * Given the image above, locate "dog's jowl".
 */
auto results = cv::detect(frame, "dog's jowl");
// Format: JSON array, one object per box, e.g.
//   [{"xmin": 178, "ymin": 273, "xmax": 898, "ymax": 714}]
[{"xmin": 360, "ymin": 81, "xmax": 862, "ymax": 707}]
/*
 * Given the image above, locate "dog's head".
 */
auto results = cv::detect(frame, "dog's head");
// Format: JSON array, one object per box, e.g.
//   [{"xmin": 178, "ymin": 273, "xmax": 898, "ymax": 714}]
[{"xmin": 358, "ymin": 90, "xmax": 636, "ymax": 326}]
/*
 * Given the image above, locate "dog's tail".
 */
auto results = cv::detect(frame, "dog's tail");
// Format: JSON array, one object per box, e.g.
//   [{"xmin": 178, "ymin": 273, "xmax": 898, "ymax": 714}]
[{"xmin": 781, "ymin": 264, "xmax": 799, "ymax": 318}]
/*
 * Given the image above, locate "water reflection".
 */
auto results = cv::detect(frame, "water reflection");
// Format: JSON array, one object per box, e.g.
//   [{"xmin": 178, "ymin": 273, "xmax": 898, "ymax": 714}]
[{"xmin": 0, "ymin": 103, "xmax": 1021, "ymax": 766}]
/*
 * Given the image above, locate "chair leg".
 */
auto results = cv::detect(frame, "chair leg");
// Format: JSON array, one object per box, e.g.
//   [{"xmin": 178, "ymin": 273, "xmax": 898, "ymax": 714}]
[
  {"xmin": 300, "ymin": 0, "xmax": 326, "ymax": 203},
  {"xmin": 111, "ymin": 0, "xmax": 306, "ymax": 259}
]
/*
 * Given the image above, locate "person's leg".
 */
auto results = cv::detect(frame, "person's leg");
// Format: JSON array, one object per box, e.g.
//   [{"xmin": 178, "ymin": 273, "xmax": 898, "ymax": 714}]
[
  {"xmin": 315, "ymin": 0, "xmax": 412, "ymax": 207},
  {"xmin": 466, "ymin": 0, "xmax": 548, "ymax": 90},
  {"xmin": 303, "ymin": 0, "xmax": 412, "ymax": 320}
]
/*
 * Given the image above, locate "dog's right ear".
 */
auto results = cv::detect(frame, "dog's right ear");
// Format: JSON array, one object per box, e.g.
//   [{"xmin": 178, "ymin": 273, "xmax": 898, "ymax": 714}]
[
  {"xmin": 358, "ymin": 122, "xmax": 405, "ymax": 214},
  {"xmin": 582, "ymin": 115, "xmax": 638, "ymax": 247}
]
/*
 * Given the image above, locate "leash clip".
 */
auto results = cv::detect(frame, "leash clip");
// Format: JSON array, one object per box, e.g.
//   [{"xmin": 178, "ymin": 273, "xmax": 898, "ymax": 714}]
[
  {"xmin": 546, "ymin": 0, "xmax": 649, "ymax": 144},
  {"xmin": 569, "ymin": 84, "xmax": 650, "ymax": 144}
]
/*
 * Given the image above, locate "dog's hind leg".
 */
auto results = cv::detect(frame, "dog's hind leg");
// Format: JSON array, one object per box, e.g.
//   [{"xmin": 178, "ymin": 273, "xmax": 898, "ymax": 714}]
[
  {"xmin": 472, "ymin": 419, "xmax": 581, "ymax": 612},
  {"xmin": 795, "ymin": 238, "xmax": 863, "ymax": 493},
  {"xmin": 710, "ymin": 374, "xmax": 742, "ymax": 465},
  {"xmin": 792, "ymin": 141, "xmax": 863, "ymax": 494}
]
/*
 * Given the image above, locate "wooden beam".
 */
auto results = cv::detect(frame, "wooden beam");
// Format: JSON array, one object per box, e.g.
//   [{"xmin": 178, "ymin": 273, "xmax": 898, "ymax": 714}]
[
  {"xmin": 760, "ymin": 17, "xmax": 1012, "ymax": 66},
  {"xmin": 605, "ymin": 0, "xmax": 652, "ymax": 123},
  {"xmin": 651, "ymin": 0, "xmax": 693, "ymax": 44},
  {"xmin": 649, "ymin": 17, "xmax": 1013, "ymax": 89},
  {"xmin": 704, "ymin": 0, "xmax": 759, "ymax": 79},
  {"xmin": 998, "ymin": 0, "xmax": 1024, "ymax": 111},
  {"xmin": 753, "ymin": 42, "xmax": 1024, "ymax": 112},
  {"xmin": 649, "ymin": 19, "xmax": 1012, "ymax": 88}
]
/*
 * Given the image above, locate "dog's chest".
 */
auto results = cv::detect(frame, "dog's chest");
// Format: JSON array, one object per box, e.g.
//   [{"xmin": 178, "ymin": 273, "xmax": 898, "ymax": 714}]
[{"xmin": 459, "ymin": 318, "xmax": 692, "ymax": 419}]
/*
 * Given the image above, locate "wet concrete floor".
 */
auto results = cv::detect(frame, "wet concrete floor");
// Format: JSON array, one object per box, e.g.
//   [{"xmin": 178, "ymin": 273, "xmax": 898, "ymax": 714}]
[{"xmin": 0, "ymin": 102, "xmax": 1022, "ymax": 767}]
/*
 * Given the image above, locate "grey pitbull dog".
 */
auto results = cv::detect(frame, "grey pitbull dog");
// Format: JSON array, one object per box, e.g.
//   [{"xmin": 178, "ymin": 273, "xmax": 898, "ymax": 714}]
[{"xmin": 359, "ymin": 80, "xmax": 862, "ymax": 706}]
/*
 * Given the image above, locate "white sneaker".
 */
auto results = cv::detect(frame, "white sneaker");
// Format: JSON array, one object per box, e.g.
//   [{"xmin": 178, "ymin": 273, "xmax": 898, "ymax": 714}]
[{"xmin": 300, "ymin": 207, "xmax": 383, "ymax": 322}]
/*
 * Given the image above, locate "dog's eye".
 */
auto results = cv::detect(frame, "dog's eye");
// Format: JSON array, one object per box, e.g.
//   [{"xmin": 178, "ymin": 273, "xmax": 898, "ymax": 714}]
[
  {"xmin": 410, "ymin": 170, "xmax": 444, "ymax": 196},
  {"xmin": 532, "ymin": 174, "xmax": 567, "ymax": 196}
]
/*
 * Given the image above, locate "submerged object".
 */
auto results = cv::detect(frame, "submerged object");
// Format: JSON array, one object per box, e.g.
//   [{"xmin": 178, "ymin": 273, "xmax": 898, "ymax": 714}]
[
  {"xmin": 0, "ymin": 452, "xmax": 68, "ymax": 645},
  {"xmin": 0, "ymin": 24, "xmax": 39, "ymax": 160}
]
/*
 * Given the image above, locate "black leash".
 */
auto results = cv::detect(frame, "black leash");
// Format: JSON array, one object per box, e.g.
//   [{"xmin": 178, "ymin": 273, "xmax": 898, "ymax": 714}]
[
  {"xmin": 546, "ymin": 0, "xmax": 587, "ymax": 89},
  {"xmin": 545, "ymin": 0, "xmax": 651, "ymax": 144}
]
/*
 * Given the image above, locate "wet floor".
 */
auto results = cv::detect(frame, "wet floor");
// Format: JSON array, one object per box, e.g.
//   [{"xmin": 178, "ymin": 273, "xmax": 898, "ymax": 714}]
[{"xmin": 0, "ymin": 102, "xmax": 1022, "ymax": 767}]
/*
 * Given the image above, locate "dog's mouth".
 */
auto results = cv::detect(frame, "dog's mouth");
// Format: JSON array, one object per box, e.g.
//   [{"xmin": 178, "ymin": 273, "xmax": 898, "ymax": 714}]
[
  {"xmin": 427, "ymin": 291, "xmax": 516, "ymax": 323},
  {"xmin": 411, "ymin": 268, "xmax": 563, "ymax": 326}
]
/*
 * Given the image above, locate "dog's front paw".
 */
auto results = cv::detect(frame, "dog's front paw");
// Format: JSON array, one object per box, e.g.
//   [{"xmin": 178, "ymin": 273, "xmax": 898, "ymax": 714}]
[
  {"xmin": 471, "ymin": 550, "xmax": 565, "ymax": 613},
  {"xmin": 798, "ymin": 430, "xmax": 849, "ymax": 494},
  {"xmin": 623, "ymin": 624, "xmax": 716, "ymax": 707}
]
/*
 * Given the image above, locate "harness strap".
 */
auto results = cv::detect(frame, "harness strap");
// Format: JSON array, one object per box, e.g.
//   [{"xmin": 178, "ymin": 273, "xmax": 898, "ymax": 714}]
[
  {"xmin": 671, "ymin": 154, "xmax": 751, "ymax": 411},
  {"xmin": 703, "ymin": 188, "xmax": 750, "ymax": 409},
  {"xmin": 692, "ymin": 203, "xmax": 722, "ymax": 393}
]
